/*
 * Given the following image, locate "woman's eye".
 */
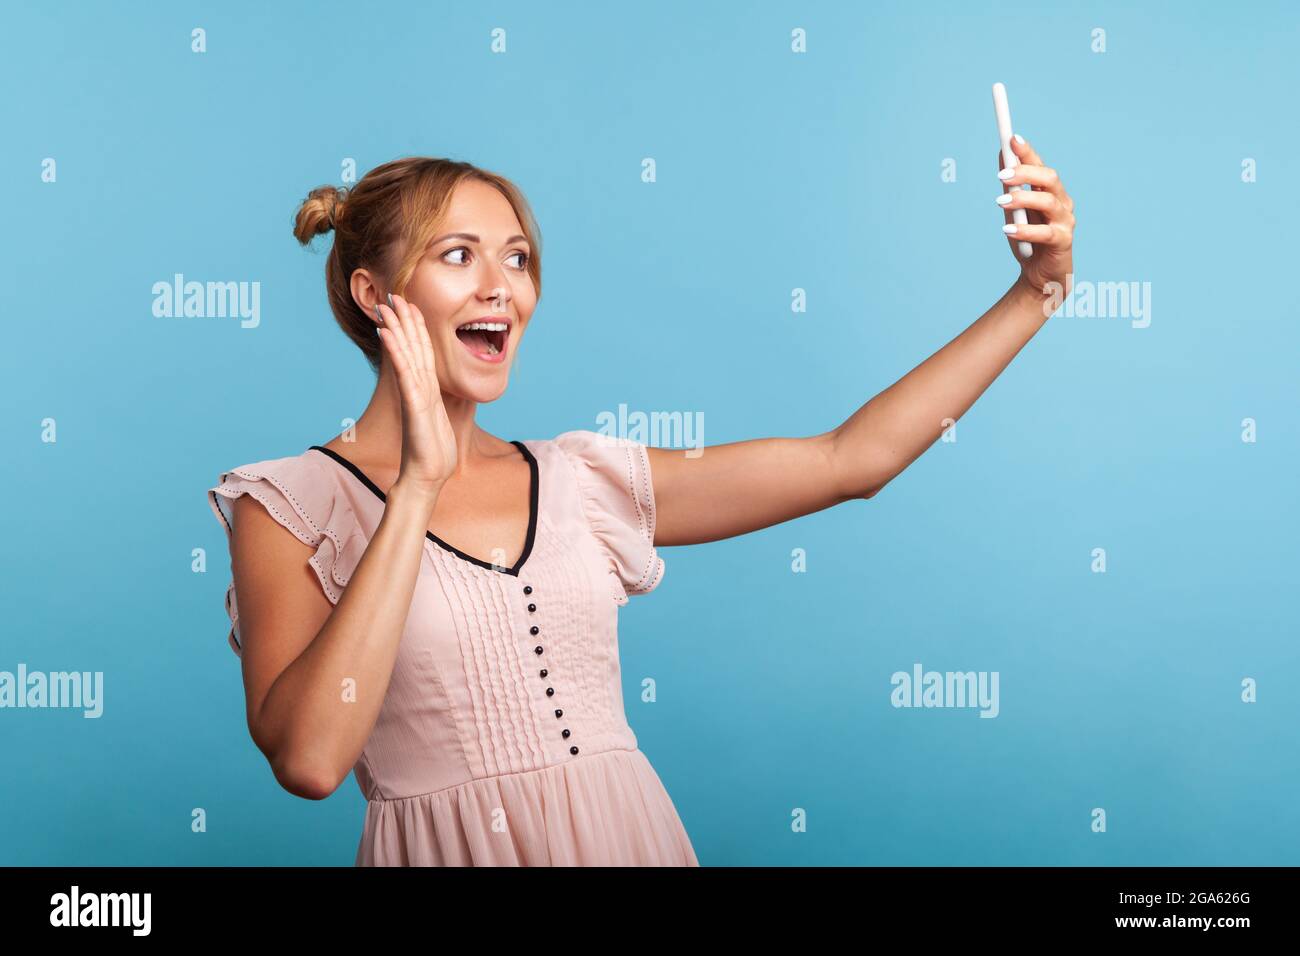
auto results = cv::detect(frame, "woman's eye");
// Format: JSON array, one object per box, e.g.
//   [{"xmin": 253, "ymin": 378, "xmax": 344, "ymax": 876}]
[{"xmin": 440, "ymin": 247, "xmax": 528, "ymax": 269}]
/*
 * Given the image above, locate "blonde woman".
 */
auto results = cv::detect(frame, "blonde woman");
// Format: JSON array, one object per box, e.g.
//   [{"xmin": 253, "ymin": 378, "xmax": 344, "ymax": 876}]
[{"xmin": 208, "ymin": 144, "xmax": 1074, "ymax": 866}]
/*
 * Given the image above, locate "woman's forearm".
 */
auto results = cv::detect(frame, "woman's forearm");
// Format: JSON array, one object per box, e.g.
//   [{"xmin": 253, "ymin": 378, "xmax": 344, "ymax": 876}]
[
  {"xmin": 833, "ymin": 276, "xmax": 1053, "ymax": 498},
  {"xmin": 256, "ymin": 480, "xmax": 440, "ymax": 797},
  {"xmin": 832, "ymin": 132, "xmax": 1075, "ymax": 500}
]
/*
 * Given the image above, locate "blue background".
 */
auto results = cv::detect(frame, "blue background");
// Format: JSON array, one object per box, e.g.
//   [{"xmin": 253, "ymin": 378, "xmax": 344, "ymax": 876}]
[{"xmin": 2, "ymin": 0, "xmax": 1296, "ymax": 865}]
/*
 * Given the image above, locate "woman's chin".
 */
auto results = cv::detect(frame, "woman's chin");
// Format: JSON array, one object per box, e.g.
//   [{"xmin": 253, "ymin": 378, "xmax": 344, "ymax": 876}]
[{"xmin": 445, "ymin": 369, "xmax": 509, "ymax": 404}]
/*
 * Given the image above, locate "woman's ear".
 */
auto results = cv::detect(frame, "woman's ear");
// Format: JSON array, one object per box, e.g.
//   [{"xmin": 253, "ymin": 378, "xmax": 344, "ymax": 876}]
[{"xmin": 349, "ymin": 267, "xmax": 385, "ymax": 317}]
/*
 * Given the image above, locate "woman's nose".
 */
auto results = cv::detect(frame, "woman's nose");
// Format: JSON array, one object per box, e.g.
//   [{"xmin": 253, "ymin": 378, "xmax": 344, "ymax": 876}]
[{"xmin": 482, "ymin": 281, "xmax": 512, "ymax": 312}]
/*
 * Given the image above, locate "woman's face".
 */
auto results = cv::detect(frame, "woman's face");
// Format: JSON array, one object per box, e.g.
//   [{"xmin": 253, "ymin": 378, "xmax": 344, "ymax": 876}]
[{"xmin": 399, "ymin": 179, "xmax": 537, "ymax": 403}]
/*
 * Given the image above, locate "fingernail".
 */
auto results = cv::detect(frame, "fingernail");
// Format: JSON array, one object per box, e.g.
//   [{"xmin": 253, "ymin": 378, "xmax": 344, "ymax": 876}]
[
  {"xmin": 386, "ymin": 292, "xmax": 395, "ymax": 309},
  {"xmin": 1013, "ymin": 133, "xmax": 1025, "ymax": 145},
  {"xmin": 1002, "ymin": 224, "xmax": 1018, "ymax": 235},
  {"xmin": 995, "ymin": 193, "xmax": 1013, "ymax": 205},
  {"xmin": 998, "ymin": 168, "xmax": 1016, "ymax": 180},
  {"xmin": 373, "ymin": 305, "xmax": 383, "ymax": 324}
]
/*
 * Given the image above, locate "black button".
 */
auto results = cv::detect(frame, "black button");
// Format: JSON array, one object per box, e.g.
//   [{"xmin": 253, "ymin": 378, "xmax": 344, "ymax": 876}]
[
  {"xmin": 545, "ymin": 687, "xmax": 554, "ymax": 697},
  {"xmin": 527, "ymin": 603, "xmax": 536, "ymax": 613},
  {"xmin": 561, "ymin": 729, "xmax": 570, "ymax": 739},
  {"xmin": 529, "ymin": 625, "xmax": 539, "ymax": 636},
  {"xmin": 523, "ymin": 585, "xmax": 532, "ymax": 595},
  {"xmin": 554, "ymin": 708, "xmax": 562, "ymax": 718},
  {"xmin": 534, "ymin": 645, "xmax": 544, "ymax": 655},
  {"xmin": 540, "ymin": 668, "xmax": 548, "ymax": 678},
  {"xmin": 569, "ymin": 746, "xmax": 579, "ymax": 755}
]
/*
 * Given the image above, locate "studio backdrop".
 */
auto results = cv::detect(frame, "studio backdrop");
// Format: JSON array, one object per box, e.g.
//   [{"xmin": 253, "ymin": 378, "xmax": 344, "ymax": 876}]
[{"xmin": 2, "ymin": 0, "xmax": 1296, "ymax": 866}]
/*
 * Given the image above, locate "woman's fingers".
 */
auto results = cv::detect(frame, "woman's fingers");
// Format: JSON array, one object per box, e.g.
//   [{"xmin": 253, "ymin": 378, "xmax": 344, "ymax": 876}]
[
  {"xmin": 390, "ymin": 293, "xmax": 429, "ymax": 376},
  {"xmin": 386, "ymin": 294, "xmax": 448, "ymax": 416},
  {"xmin": 385, "ymin": 294, "xmax": 421, "ymax": 372},
  {"xmin": 399, "ymin": 294, "xmax": 429, "ymax": 375},
  {"xmin": 375, "ymin": 300, "xmax": 428, "ymax": 409},
  {"xmin": 998, "ymin": 161, "xmax": 1067, "ymax": 199},
  {"xmin": 995, "ymin": 186, "xmax": 1072, "ymax": 224},
  {"xmin": 377, "ymin": 325, "xmax": 415, "ymax": 395},
  {"xmin": 998, "ymin": 134, "xmax": 1051, "ymax": 180},
  {"xmin": 1000, "ymin": 136, "xmax": 1076, "ymax": 243},
  {"xmin": 405, "ymin": 296, "xmax": 440, "ymax": 387},
  {"xmin": 379, "ymin": 300, "xmax": 408, "ymax": 353},
  {"xmin": 371, "ymin": 303, "xmax": 404, "ymax": 367},
  {"xmin": 998, "ymin": 161, "xmax": 1069, "ymax": 216},
  {"xmin": 1008, "ymin": 133, "xmax": 1045, "ymax": 168},
  {"xmin": 1000, "ymin": 220, "xmax": 1071, "ymax": 248},
  {"xmin": 371, "ymin": 293, "xmax": 447, "ymax": 411},
  {"xmin": 377, "ymin": 299, "xmax": 412, "ymax": 360}
]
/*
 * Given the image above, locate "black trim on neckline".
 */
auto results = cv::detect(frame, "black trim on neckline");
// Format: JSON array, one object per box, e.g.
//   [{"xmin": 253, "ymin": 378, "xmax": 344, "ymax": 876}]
[{"xmin": 307, "ymin": 441, "xmax": 539, "ymax": 577}]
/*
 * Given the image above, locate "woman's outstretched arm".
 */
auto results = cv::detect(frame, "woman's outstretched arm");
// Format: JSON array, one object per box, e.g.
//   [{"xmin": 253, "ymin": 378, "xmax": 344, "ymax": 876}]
[{"xmin": 649, "ymin": 134, "xmax": 1074, "ymax": 547}]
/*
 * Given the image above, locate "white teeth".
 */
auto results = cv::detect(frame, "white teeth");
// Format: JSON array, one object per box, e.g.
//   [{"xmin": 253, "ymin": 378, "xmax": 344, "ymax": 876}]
[
  {"xmin": 485, "ymin": 341, "xmax": 500, "ymax": 355},
  {"xmin": 459, "ymin": 321, "xmax": 508, "ymax": 332}
]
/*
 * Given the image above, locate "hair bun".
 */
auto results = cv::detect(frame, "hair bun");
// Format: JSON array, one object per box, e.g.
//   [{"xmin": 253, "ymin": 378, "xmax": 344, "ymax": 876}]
[{"xmin": 293, "ymin": 185, "xmax": 348, "ymax": 244}]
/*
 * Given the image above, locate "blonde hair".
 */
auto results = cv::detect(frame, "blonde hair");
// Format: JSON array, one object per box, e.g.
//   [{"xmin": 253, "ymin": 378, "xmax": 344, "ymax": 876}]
[{"xmin": 293, "ymin": 157, "xmax": 543, "ymax": 372}]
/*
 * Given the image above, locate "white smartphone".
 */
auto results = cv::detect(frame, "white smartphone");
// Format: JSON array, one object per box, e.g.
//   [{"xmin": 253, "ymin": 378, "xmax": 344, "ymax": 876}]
[{"xmin": 992, "ymin": 82, "xmax": 1032, "ymax": 259}]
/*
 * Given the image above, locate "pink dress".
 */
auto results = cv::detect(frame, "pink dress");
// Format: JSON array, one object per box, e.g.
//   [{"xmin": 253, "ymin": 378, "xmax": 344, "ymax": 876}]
[{"xmin": 206, "ymin": 429, "xmax": 698, "ymax": 867}]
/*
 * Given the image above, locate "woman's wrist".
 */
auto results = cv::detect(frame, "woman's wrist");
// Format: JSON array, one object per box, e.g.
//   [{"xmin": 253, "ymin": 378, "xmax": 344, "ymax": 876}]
[
  {"xmin": 1008, "ymin": 273, "xmax": 1059, "ymax": 323},
  {"xmin": 389, "ymin": 477, "xmax": 443, "ymax": 517}
]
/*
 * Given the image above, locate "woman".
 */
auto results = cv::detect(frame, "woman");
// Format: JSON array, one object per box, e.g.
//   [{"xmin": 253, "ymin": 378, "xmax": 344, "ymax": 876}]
[{"xmin": 207, "ymin": 142, "xmax": 1074, "ymax": 866}]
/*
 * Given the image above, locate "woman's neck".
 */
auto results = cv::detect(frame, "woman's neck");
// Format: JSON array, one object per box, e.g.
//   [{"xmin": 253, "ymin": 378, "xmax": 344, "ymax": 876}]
[{"xmin": 333, "ymin": 360, "xmax": 508, "ymax": 479}]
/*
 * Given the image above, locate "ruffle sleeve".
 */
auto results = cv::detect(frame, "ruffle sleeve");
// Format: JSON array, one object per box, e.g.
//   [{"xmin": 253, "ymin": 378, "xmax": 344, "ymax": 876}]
[
  {"xmin": 553, "ymin": 429, "xmax": 665, "ymax": 605},
  {"xmin": 206, "ymin": 453, "xmax": 368, "ymax": 657}
]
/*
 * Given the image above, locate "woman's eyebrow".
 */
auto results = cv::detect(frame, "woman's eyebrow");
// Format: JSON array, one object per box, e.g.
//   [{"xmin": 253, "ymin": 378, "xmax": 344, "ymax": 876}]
[{"xmin": 431, "ymin": 232, "xmax": 529, "ymax": 246}]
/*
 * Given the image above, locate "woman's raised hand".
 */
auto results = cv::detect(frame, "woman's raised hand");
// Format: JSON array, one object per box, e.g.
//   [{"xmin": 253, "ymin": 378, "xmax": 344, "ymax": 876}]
[
  {"xmin": 373, "ymin": 292, "xmax": 458, "ymax": 499},
  {"xmin": 996, "ymin": 135, "xmax": 1076, "ymax": 302}
]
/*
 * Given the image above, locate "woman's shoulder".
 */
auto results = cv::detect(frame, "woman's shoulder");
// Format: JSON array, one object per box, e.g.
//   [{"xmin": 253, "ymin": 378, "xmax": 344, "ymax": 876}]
[
  {"xmin": 542, "ymin": 428, "xmax": 647, "ymax": 458},
  {"xmin": 207, "ymin": 446, "xmax": 342, "ymax": 538},
  {"xmin": 205, "ymin": 445, "xmax": 365, "ymax": 657},
  {"xmin": 538, "ymin": 428, "xmax": 663, "ymax": 601},
  {"xmin": 534, "ymin": 429, "xmax": 653, "ymax": 497},
  {"xmin": 213, "ymin": 447, "xmax": 335, "ymax": 500}
]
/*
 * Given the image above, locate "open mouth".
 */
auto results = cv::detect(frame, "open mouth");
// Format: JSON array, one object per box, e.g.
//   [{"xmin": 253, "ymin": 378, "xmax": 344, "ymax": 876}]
[{"xmin": 454, "ymin": 321, "xmax": 509, "ymax": 362}]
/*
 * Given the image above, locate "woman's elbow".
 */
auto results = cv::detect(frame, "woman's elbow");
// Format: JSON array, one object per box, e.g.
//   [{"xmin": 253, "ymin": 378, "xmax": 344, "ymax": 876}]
[
  {"xmin": 248, "ymin": 703, "xmax": 342, "ymax": 800},
  {"xmin": 271, "ymin": 752, "xmax": 342, "ymax": 801}
]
